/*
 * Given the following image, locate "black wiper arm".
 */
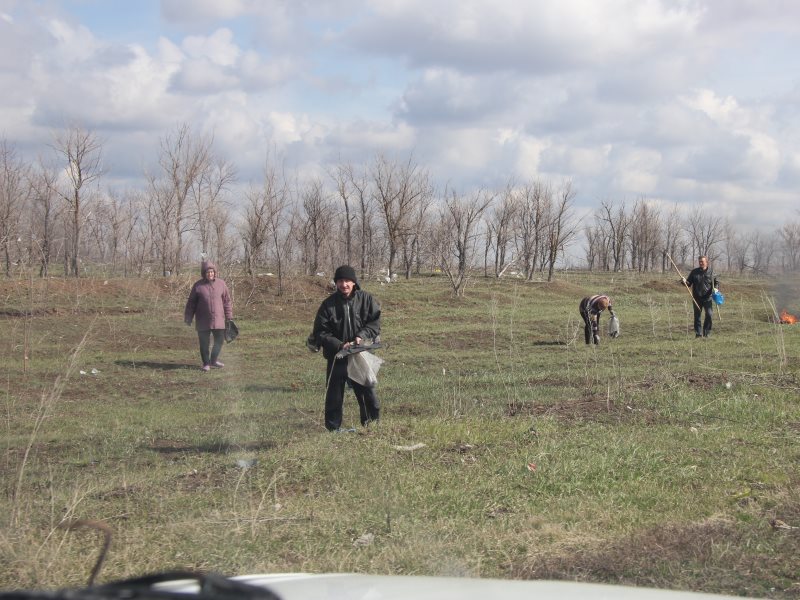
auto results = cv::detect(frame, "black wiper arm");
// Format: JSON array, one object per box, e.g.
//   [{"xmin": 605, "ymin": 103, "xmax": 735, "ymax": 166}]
[{"xmin": 0, "ymin": 571, "xmax": 282, "ymax": 600}]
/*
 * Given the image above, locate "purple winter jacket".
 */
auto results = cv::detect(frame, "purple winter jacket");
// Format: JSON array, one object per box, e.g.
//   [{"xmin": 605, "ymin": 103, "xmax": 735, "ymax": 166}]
[{"xmin": 184, "ymin": 261, "xmax": 233, "ymax": 331}]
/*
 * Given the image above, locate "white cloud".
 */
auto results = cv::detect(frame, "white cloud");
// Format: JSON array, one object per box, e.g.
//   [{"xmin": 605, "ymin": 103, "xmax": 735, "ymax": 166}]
[
  {"xmin": 2, "ymin": 0, "xmax": 800, "ymax": 234},
  {"xmin": 182, "ymin": 28, "xmax": 240, "ymax": 66},
  {"xmin": 161, "ymin": 0, "xmax": 251, "ymax": 24}
]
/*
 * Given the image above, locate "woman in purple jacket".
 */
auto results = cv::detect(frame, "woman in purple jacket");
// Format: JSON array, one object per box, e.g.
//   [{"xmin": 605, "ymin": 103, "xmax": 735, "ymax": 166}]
[{"xmin": 184, "ymin": 261, "xmax": 233, "ymax": 371}]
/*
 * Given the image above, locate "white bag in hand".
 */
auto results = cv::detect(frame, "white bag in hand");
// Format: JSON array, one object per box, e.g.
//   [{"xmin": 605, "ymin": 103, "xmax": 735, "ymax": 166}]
[
  {"xmin": 608, "ymin": 315, "xmax": 620, "ymax": 338},
  {"xmin": 347, "ymin": 351, "xmax": 384, "ymax": 387}
]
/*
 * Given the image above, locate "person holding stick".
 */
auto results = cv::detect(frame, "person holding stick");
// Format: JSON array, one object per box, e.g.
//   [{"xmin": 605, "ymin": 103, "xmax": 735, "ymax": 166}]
[{"xmin": 681, "ymin": 255, "xmax": 719, "ymax": 338}]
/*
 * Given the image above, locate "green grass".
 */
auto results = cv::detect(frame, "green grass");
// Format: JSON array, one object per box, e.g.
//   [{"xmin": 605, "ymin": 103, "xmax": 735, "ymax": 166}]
[{"xmin": 1, "ymin": 271, "xmax": 799, "ymax": 597}]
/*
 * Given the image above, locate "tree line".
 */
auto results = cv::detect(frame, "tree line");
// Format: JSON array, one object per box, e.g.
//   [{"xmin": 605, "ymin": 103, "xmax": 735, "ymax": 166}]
[{"xmin": 2, "ymin": 123, "xmax": 798, "ymax": 296}]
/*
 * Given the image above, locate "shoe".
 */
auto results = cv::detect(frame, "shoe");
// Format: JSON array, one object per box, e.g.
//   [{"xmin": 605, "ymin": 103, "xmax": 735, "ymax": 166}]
[
  {"xmin": 211, "ymin": 361, "xmax": 224, "ymax": 368},
  {"xmin": 695, "ymin": 334, "xmax": 702, "ymax": 338},
  {"xmin": 201, "ymin": 364, "xmax": 211, "ymax": 372},
  {"xmin": 334, "ymin": 427, "xmax": 356, "ymax": 433}
]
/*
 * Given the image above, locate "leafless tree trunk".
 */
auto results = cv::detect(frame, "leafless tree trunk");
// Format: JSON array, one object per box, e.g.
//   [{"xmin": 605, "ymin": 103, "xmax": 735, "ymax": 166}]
[
  {"xmin": 145, "ymin": 174, "xmax": 176, "ymax": 276},
  {"xmin": 28, "ymin": 162, "xmax": 60, "ymax": 277},
  {"xmin": 515, "ymin": 180, "xmax": 548, "ymax": 280},
  {"xmin": 372, "ymin": 153, "xmax": 430, "ymax": 278},
  {"xmin": 101, "ymin": 191, "xmax": 137, "ymax": 276},
  {"xmin": 488, "ymin": 182, "xmax": 518, "ymax": 277},
  {"xmin": 241, "ymin": 184, "xmax": 270, "ymax": 276},
  {"xmin": 684, "ymin": 206, "xmax": 724, "ymax": 261},
  {"xmin": 192, "ymin": 157, "xmax": 236, "ymax": 256},
  {"xmin": 598, "ymin": 200, "xmax": 630, "ymax": 272},
  {"xmin": 52, "ymin": 125, "xmax": 104, "ymax": 277},
  {"xmin": 157, "ymin": 123, "xmax": 214, "ymax": 276},
  {"xmin": 400, "ymin": 189, "xmax": 432, "ymax": 279},
  {"xmin": 660, "ymin": 203, "xmax": 683, "ymax": 272},
  {"xmin": 345, "ymin": 164, "xmax": 376, "ymax": 279},
  {"xmin": 629, "ymin": 199, "xmax": 661, "ymax": 273},
  {"xmin": 778, "ymin": 220, "xmax": 800, "ymax": 272},
  {"xmin": 545, "ymin": 181, "xmax": 578, "ymax": 281},
  {"xmin": 750, "ymin": 230, "xmax": 776, "ymax": 275},
  {"xmin": 0, "ymin": 140, "xmax": 31, "ymax": 276},
  {"xmin": 436, "ymin": 188, "xmax": 494, "ymax": 297},
  {"xmin": 299, "ymin": 178, "xmax": 330, "ymax": 275},
  {"xmin": 332, "ymin": 164, "xmax": 355, "ymax": 266}
]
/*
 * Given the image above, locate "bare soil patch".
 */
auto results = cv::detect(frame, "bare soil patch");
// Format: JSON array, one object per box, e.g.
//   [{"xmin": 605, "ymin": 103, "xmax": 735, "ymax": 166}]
[{"xmin": 509, "ymin": 502, "xmax": 800, "ymax": 598}]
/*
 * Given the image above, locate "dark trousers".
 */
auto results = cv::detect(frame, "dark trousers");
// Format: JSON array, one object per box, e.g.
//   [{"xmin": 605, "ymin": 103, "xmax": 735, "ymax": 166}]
[
  {"xmin": 324, "ymin": 357, "xmax": 380, "ymax": 431},
  {"xmin": 198, "ymin": 329, "xmax": 225, "ymax": 365},
  {"xmin": 693, "ymin": 299, "xmax": 713, "ymax": 336},
  {"xmin": 579, "ymin": 304, "xmax": 599, "ymax": 344}
]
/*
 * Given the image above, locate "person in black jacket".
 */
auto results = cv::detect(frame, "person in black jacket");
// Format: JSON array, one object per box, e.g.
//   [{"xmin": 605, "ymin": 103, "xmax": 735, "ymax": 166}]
[
  {"xmin": 311, "ymin": 265, "xmax": 381, "ymax": 431},
  {"xmin": 682, "ymin": 255, "xmax": 720, "ymax": 338}
]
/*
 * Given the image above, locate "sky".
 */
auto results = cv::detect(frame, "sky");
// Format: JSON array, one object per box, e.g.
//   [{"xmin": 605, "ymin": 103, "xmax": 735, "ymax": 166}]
[{"xmin": 1, "ymin": 0, "xmax": 800, "ymax": 231}]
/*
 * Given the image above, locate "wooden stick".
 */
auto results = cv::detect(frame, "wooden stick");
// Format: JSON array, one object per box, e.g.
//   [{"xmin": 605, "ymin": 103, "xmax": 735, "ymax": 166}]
[{"xmin": 667, "ymin": 253, "xmax": 701, "ymax": 311}]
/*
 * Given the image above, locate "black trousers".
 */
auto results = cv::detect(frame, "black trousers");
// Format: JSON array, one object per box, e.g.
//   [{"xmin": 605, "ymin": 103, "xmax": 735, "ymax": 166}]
[
  {"xmin": 198, "ymin": 329, "xmax": 225, "ymax": 365},
  {"xmin": 324, "ymin": 357, "xmax": 380, "ymax": 431},
  {"xmin": 693, "ymin": 298, "xmax": 713, "ymax": 336},
  {"xmin": 579, "ymin": 304, "xmax": 600, "ymax": 345}
]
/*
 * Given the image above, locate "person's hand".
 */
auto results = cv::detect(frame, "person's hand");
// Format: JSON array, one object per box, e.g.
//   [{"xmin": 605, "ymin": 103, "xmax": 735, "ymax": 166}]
[
  {"xmin": 681, "ymin": 277, "xmax": 687, "ymax": 285},
  {"xmin": 185, "ymin": 319, "xmax": 192, "ymax": 326},
  {"xmin": 713, "ymin": 287, "xmax": 719, "ymax": 294},
  {"xmin": 354, "ymin": 336, "xmax": 362, "ymax": 346}
]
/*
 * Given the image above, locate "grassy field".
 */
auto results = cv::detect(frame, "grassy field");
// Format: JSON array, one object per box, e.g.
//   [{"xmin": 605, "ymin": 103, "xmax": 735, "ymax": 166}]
[{"xmin": 1, "ymin": 271, "xmax": 799, "ymax": 597}]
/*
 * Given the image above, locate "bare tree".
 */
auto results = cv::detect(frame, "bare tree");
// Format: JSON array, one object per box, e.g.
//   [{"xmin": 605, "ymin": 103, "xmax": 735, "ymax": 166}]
[
  {"xmin": 399, "ymin": 188, "xmax": 433, "ymax": 278},
  {"xmin": 584, "ymin": 224, "xmax": 603, "ymax": 271},
  {"xmin": 750, "ymin": 230, "xmax": 776, "ymax": 275},
  {"xmin": 660, "ymin": 203, "xmax": 684, "ymax": 272},
  {"xmin": 545, "ymin": 181, "xmax": 578, "ymax": 281},
  {"xmin": 684, "ymin": 206, "xmax": 724, "ymax": 261},
  {"xmin": 0, "ymin": 140, "xmax": 31, "ymax": 276},
  {"xmin": 628, "ymin": 199, "xmax": 662, "ymax": 272},
  {"xmin": 778, "ymin": 220, "xmax": 800, "ymax": 272},
  {"xmin": 332, "ymin": 163, "xmax": 355, "ymax": 266},
  {"xmin": 598, "ymin": 200, "xmax": 630, "ymax": 272},
  {"xmin": 101, "ymin": 190, "xmax": 139, "ymax": 276},
  {"xmin": 83, "ymin": 195, "xmax": 109, "ymax": 266},
  {"xmin": 192, "ymin": 157, "xmax": 236, "ymax": 255},
  {"xmin": 52, "ymin": 125, "xmax": 104, "ymax": 277},
  {"xmin": 722, "ymin": 219, "xmax": 749, "ymax": 274},
  {"xmin": 487, "ymin": 182, "xmax": 518, "ymax": 277},
  {"xmin": 436, "ymin": 188, "xmax": 494, "ymax": 296},
  {"xmin": 372, "ymin": 153, "xmax": 430, "ymax": 278},
  {"xmin": 28, "ymin": 161, "xmax": 60, "ymax": 277},
  {"xmin": 515, "ymin": 180, "xmax": 549, "ymax": 280},
  {"xmin": 156, "ymin": 123, "xmax": 214, "ymax": 275},
  {"xmin": 241, "ymin": 184, "xmax": 270, "ymax": 276},
  {"xmin": 299, "ymin": 178, "xmax": 331, "ymax": 275},
  {"xmin": 145, "ymin": 173, "xmax": 177, "ymax": 276},
  {"xmin": 345, "ymin": 163, "xmax": 377, "ymax": 278}
]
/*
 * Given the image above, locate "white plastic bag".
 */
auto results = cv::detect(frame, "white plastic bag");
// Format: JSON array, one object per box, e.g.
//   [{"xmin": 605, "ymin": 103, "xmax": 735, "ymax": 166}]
[
  {"xmin": 347, "ymin": 351, "xmax": 384, "ymax": 387},
  {"xmin": 608, "ymin": 314, "xmax": 620, "ymax": 338}
]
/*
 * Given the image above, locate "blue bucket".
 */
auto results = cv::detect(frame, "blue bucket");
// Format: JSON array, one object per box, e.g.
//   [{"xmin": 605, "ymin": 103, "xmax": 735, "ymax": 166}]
[{"xmin": 712, "ymin": 290, "xmax": 724, "ymax": 305}]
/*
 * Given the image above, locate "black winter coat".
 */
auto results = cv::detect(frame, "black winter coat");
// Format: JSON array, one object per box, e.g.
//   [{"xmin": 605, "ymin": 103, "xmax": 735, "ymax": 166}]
[
  {"xmin": 686, "ymin": 267, "xmax": 719, "ymax": 302},
  {"xmin": 312, "ymin": 288, "xmax": 381, "ymax": 360}
]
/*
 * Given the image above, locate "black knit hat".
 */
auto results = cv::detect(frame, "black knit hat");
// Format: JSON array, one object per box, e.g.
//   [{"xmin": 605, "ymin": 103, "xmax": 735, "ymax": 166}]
[{"xmin": 333, "ymin": 265, "xmax": 358, "ymax": 284}]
